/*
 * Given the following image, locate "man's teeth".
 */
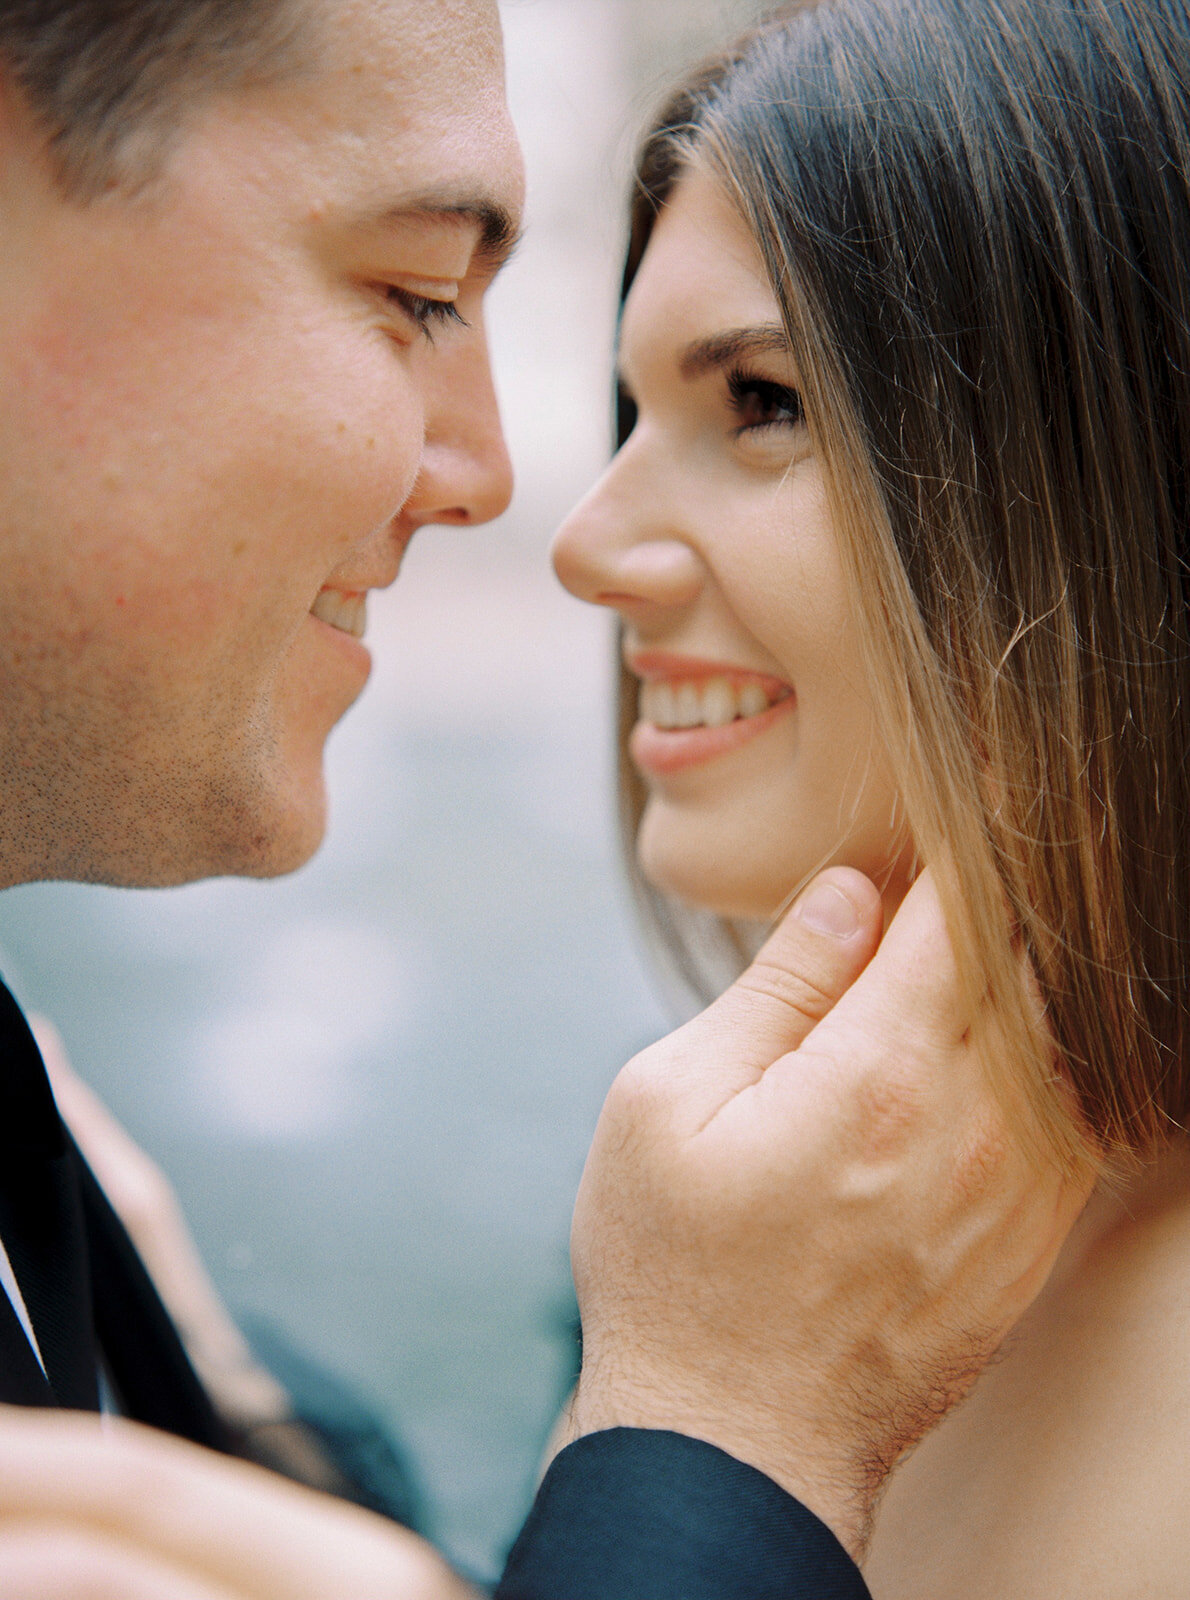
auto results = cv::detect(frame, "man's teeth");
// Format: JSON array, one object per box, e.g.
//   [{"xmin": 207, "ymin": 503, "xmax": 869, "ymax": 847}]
[
  {"xmin": 310, "ymin": 590, "xmax": 367, "ymax": 638},
  {"xmin": 639, "ymin": 677, "xmax": 779, "ymax": 730}
]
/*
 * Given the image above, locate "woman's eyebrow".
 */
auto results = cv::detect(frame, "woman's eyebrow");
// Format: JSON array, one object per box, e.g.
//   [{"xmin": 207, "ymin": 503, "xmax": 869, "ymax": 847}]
[{"xmin": 678, "ymin": 323, "xmax": 790, "ymax": 378}]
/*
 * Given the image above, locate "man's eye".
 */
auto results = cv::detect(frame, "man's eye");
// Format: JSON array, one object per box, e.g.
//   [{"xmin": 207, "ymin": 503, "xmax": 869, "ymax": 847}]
[
  {"xmin": 726, "ymin": 368, "xmax": 804, "ymax": 433},
  {"xmin": 386, "ymin": 288, "xmax": 468, "ymax": 341}
]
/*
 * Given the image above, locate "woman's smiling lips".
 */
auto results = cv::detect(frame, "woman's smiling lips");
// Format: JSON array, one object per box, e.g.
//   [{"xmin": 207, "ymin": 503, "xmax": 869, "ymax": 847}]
[{"xmin": 627, "ymin": 650, "xmax": 796, "ymax": 776}]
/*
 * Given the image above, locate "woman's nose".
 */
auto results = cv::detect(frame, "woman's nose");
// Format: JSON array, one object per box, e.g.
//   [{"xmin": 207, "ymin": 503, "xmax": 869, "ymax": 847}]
[
  {"xmin": 552, "ymin": 467, "xmax": 704, "ymax": 617},
  {"xmin": 404, "ymin": 320, "xmax": 514, "ymax": 528}
]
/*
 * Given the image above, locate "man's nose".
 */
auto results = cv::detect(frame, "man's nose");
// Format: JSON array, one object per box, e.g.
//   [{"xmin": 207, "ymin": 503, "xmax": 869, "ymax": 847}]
[{"xmin": 403, "ymin": 320, "xmax": 514, "ymax": 527}]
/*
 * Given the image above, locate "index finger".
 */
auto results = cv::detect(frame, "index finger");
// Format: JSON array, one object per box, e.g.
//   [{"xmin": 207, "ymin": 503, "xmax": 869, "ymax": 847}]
[{"xmin": 0, "ymin": 1523, "xmax": 241, "ymax": 1600}]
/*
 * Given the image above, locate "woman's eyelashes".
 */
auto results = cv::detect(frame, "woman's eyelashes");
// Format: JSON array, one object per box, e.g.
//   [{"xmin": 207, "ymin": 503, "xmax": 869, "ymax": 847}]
[
  {"xmin": 612, "ymin": 366, "xmax": 805, "ymax": 451},
  {"xmin": 616, "ymin": 381, "xmax": 639, "ymax": 444},
  {"xmin": 385, "ymin": 287, "xmax": 469, "ymax": 341},
  {"xmin": 726, "ymin": 367, "xmax": 804, "ymax": 435}
]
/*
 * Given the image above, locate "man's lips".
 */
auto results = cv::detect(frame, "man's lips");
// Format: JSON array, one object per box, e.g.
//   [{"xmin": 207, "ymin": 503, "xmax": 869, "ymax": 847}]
[
  {"xmin": 310, "ymin": 589, "xmax": 367, "ymax": 638},
  {"xmin": 626, "ymin": 651, "xmax": 796, "ymax": 776}
]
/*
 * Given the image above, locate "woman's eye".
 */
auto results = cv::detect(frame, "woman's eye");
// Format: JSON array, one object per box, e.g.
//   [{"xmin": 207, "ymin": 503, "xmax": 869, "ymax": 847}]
[
  {"xmin": 386, "ymin": 287, "xmax": 468, "ymax": 342},
  {"xmin": 616, "ymin": 381, "xmax": 639, "ymax": 445},
  {"xmin": 726, "ymin": 368, "xmax": 804, "ymax": 434}
]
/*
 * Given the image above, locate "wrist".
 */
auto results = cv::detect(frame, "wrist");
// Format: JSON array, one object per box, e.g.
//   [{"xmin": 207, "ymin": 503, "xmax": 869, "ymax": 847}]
[{"xmin": 568, "ymin": 1365, "xmax": 880, "ymax": 1560}]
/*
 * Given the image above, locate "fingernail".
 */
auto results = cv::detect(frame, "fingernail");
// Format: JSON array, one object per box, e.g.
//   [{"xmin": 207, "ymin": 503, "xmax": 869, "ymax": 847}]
[{"xmin": 794, "ymin": 881, "xmax": 860, "ymax": 938}]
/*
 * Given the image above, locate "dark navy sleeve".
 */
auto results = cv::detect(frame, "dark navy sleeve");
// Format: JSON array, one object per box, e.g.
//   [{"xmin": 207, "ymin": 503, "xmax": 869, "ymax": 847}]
[{"xmin": 495, "ymin": 1428, "xmax": 872, "ymax": 1600}]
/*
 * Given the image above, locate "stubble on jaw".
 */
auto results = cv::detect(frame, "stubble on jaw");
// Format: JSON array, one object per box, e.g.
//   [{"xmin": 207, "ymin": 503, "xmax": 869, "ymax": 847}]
[
  {"xmin": 0, "ymin": 0, "xmax": 519, "ymax": 893},
  {"xmin": 0, "ymin": 655, "xmax": 310, "ymax": 890}
]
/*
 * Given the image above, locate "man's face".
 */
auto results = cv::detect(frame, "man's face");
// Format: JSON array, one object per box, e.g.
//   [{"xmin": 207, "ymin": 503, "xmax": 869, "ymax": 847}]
[{"xmin": 0, "ymin": 0, "xmax": 523, "ymax": 887}]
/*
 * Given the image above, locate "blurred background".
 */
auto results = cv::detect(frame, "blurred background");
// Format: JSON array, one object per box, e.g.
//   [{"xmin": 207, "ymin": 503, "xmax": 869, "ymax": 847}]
[{"xmin": 0, "ymin": 0, "xmax": 768, "ymax": 1580}]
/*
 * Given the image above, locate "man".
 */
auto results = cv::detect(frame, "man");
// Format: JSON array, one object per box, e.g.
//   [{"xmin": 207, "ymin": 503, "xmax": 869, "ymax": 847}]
[{"xmin": 0, "ymin": 1, "xmax": 1090, "ymax": 1595}]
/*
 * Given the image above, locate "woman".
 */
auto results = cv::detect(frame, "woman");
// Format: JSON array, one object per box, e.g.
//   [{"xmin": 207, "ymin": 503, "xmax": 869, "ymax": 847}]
[{"xmin": 552, "ymin": 0, "xmax": 1190, "ymax": 1592}]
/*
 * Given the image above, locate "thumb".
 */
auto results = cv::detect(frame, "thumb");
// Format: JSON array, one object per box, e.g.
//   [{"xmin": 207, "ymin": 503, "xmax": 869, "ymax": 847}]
[{"xmin": 667, "ymin": 868, "xmax": 883, "ymax": 1107}]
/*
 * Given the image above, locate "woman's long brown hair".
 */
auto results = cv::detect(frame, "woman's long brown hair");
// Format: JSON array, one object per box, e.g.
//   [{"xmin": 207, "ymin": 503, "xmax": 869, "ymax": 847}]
[{"xmin": 620, "ymin": 0, "xmax": 1190, "ymax": 1171}]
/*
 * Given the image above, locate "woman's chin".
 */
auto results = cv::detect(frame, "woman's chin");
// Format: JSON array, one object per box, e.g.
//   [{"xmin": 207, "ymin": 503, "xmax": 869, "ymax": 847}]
[
  {"xmin": 636, "ymin": 820, "xmax": 918, "ymax": 927},
  {"xmin": 636, "ymin": 839, "xmax": 790, "ymax": 923}
]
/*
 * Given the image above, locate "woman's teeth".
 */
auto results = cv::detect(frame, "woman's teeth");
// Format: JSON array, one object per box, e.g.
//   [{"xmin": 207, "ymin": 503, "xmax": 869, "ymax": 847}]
[
  {"xmin": 310, "ymin": 590, "xmax": 367, "ymax": 638},
  {"xmin": 639, "ymin": 676, "xmax": 780, "ymax": 730}
]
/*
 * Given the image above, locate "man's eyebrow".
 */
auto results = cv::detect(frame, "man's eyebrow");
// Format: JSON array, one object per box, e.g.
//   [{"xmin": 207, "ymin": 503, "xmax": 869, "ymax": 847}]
[
  {"xmin": 678, "ymin": 323, "xmax": 791, "ymax": 379},
  {"xmin": 367, "ymin": 195, "xmax": 523, "ymax": 271}
]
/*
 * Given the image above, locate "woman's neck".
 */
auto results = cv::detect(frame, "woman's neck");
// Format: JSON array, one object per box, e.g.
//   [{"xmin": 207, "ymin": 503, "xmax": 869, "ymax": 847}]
[
  {"xmin": 1045, "ymin": 1135, "xmax": 1190, "ymax": 1296},
  {"xmin": 864, "ymin": 1131, "xmax": 1190, "ymax": 1599}
]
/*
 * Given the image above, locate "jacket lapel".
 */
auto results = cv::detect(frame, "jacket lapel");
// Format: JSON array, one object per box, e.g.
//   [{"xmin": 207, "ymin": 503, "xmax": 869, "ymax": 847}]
[
  {"xmin": 0, "ymin": 1280, "xmax": 55, "ymax": 1406},
  {"xmin": 76, "ymin": 1141, "xmax": 233, "ymax": 1451},
  {"xmin": 0, "ymin": 972, "xmax": 231, "ymax": 1451},
  {"xmin": 0, "ymin": 978, "xmax": 99, "ymax": 1410}
]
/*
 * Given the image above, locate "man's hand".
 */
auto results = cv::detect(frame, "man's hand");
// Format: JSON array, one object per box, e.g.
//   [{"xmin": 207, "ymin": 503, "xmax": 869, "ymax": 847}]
[
  {"xmin": 0, "ymin": 1410, "xmax": 477, "ymax": 1600},
  {"xmin": 567, "ymin": 867, "xmax": 1094, "ymax": 1558}
]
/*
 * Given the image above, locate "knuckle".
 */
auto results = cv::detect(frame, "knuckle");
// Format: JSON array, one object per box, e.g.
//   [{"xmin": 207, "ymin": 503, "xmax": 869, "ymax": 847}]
[
  {"xmin": 604, "ymin": 1054, "xmax": 672, "ymax": 1130},
  {"xmin": 735, "ymin": 958, "xmax": 837, "ymax": 1027}
]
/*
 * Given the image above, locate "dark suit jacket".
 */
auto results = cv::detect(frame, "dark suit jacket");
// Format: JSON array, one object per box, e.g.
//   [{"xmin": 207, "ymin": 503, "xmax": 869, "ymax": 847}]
[
  {"xmin": 0, "ymin": 1149, "xmax": 230, "ymax": 1441},
  {"xmin": 0, "ymin": 978, "xmax": 870, "ymax": 1599},
  {"xmin": 0, "ymin": 972, "xmax": 230, "ymax": 1446}
]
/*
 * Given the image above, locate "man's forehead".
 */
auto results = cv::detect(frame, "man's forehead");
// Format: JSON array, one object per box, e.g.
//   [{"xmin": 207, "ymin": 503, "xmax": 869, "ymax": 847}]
[
  {"xmin": 319, "ymin": 0, "xmax": 507, "ymax": 103},
  {"xmin": 294, "ymin": 0, "xmax": 525, "ymax": 249}
]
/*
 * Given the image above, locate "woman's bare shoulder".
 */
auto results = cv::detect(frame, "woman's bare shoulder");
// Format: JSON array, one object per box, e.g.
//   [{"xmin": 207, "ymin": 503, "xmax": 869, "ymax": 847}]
[{"xmin": 864, "ymin": 1142, "xmax": 1190, "ymax": 1599}]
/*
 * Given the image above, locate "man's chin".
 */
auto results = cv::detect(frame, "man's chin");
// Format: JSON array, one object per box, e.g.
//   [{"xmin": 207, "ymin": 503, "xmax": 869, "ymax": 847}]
[
  {"xmin": 92, "ymin": 776, "xmax": 331, "ymax": 889},
  {"xmin": 235, "ymin": 815, "xmax": 328, "ymax": 881},
  {"xmin": 210, "ymin": 777, "xmax": 331, "ymax": 884},
  {"xmin": 58, "ymin": 824, "xmax": 327, "ymax": 890}
]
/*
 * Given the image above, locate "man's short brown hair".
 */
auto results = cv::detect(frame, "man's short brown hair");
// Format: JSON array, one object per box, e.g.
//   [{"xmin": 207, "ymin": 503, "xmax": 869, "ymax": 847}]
[{"xmin": 0, "ymin": 0, "xmax": 313, "ymax": 195}]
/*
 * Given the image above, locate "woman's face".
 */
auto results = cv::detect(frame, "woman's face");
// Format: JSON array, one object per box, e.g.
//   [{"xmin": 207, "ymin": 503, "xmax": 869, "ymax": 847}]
[{"xmin": 552, "ymin": 169, "xmax": 913, "ymax": 920}]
